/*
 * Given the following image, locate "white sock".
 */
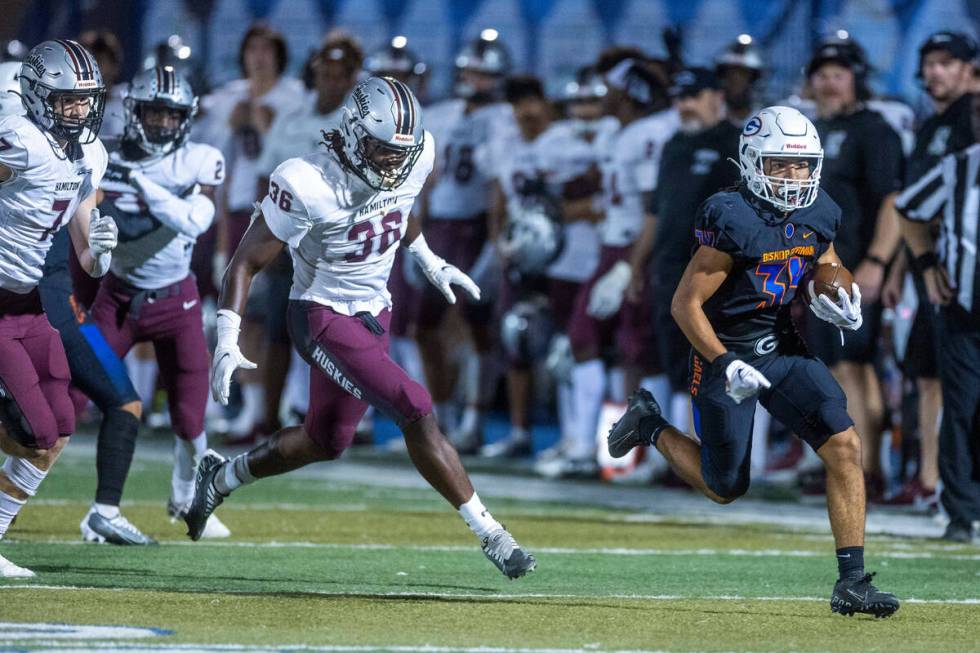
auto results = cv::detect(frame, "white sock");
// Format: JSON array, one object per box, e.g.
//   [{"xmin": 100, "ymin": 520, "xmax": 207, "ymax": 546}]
[
  {"xmin": 557, "ymin": 381, "xmax": 575, "ymax": 446},
  {"xmin": 670, "ymin": 392, "xmax": 692, "ymax": 433},
  {"xmin": 458, "ymin": 493, "xmax": 501, "ymax": 538},
  {"xmin": 285, "ymin": 350, "xmax": 310, "ymax": 417},
  {"xmin": 607, "ymin": 366, "xmax": 626, "ymax": 403},
  {"xmin": 569, "ymin": 359, "xmax": 606, "ymax": 459},
  {"xmin": 391, "ymin": 336, "xmax": 426, "ymax": 384},
  {"xmin": 94, "ymin": 502, "xmax": 120, "ymax": 519},
  {"xmin": 126, "ymin": 354, "xmax": 158, "ymax": 413},
  {"xmin": 751, "ymin": 406, "xmax": 772, "ymax": 477},
  {"xmin": 214, "ymin": 453, "xmax": 255, "ymax": 495},
  {"xmin": 241, "ymin": 383, "xmax": 266, "ymax": 424},
  {"xmin": 171, "ymin": 438, "xmax": 197, "ymax": 505},
  {"xmin": 457, "ymin": 405, "xmax": 482, "ymax": 437},
  {"xmin": 0, "ymin": 489, "xmax": 25, "ymax": 538}
]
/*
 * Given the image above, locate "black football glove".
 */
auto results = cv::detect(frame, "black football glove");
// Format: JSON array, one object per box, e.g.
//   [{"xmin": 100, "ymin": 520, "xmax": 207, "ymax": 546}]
[{"xmin": 104, "ymin": 162, "xmax": 133, "ymax": 185}]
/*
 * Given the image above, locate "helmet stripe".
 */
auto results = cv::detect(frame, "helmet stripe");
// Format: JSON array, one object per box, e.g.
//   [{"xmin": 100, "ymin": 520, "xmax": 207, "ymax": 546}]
[
  {"xmin": 381, "ymin": 77, "xmax": 406, "ymax": 135},
  {"xmin": 155, "ymin": 66, "xmax": 163, "ymax": 93},
  {"xmin": 394, "ymin": 79, "xmax": 416, "ymax": 135},
  {"xmin": 166, "ymin": 68, "xmax": 175, "ymax": 95},
  {"xmin": 59, "ymin": 40, "xmax": 95, "ymax": 81},
  {"xmin": 384, "ymin": 77, "xmax": 415, "ymax": 135}
]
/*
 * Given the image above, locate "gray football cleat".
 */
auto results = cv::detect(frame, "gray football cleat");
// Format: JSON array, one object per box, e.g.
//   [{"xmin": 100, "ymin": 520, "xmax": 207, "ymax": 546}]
[
  {"xmin": 183, "ymin": 450, "xmax": 227, "ymax": 541},
  {"xmin": 481, "ymin": 527, "xmax": 536, "ymax": 579},
  {"xmin": 80, "ymin": 507, "xmax": 157, "ymax": 546}
]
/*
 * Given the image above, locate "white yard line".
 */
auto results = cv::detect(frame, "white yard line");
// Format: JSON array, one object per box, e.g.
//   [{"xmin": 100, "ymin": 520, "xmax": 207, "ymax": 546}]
[
  {"xmin": 2, "ymin": 584, "xmax": 979, "ymax": 605},
  {"xmin": 9, "ymin": 537, "xmax": 980, "ymax": 560}
]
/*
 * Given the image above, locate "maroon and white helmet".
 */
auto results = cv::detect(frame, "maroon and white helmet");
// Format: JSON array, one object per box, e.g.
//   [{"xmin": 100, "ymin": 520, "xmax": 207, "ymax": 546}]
[{"xmin": 738, "ymin": 106, "xmax": 823, "ymax": 212}]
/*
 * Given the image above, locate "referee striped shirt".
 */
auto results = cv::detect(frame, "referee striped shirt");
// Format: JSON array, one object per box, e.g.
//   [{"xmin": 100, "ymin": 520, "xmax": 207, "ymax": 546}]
[{"xmin": 896, "ymin": 143, "xmax": 980, "ymax": 318}]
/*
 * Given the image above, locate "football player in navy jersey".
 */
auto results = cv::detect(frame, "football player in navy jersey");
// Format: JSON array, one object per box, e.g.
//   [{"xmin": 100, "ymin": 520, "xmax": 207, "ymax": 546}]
[{"xmin": 607, "ymin": 106, "xmax": 899, "ymax": 618}]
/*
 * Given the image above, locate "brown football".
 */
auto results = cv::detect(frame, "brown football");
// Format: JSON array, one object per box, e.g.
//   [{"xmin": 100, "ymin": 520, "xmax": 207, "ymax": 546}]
[{"xmin": 809, "ymin": 262, "xmax": 854, "ymax": 301}]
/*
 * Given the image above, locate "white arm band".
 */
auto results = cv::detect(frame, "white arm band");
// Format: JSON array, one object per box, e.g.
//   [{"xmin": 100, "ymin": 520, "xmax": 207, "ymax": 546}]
[
  {"xmin": 131, "ymin": 171, "xmax": 215, "ymax": 237},
  {"xmin": 406, "ymin": 235, "xmax": 446, "ymax": 275}
]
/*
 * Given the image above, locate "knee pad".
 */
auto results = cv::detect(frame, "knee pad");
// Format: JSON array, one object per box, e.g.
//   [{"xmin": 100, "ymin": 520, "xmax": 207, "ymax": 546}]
[
  {"xmin": 1, "ymin": 456, "xmax": 48, "ymax": 497},
  {"xmin": 805, "ymin": 401, "xmax": 853, "ymax": 450},
  {"xmin": 393, "ymin": 379, "xmax": 433, "ymax": 425}
]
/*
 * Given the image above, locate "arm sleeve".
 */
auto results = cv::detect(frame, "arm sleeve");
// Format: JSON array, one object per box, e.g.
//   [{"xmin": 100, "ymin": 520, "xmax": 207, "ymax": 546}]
[
  {"xmin": 895, "ymin": 159, "xmax": 948, "ymax": 223},
  {"xmin": 130, "ymin": 171, "xmax": 215, "ymax": 237},
  {"xmin": 261, "ymin": 164, "xmax": 313, "ymax": 248},
  {"xmin": 694, "ymin": 198, "xmax": 743, "ymax": 256}
]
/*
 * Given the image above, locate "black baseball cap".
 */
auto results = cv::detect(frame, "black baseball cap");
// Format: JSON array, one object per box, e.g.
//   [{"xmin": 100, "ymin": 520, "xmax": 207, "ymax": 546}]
[
  {"xmin": 919, "ymin": 31, "xmax": 978, "ymax": 66},
  {"xmin": 669, "ymin": 67, "xmax": 719, "ymax": 98}
]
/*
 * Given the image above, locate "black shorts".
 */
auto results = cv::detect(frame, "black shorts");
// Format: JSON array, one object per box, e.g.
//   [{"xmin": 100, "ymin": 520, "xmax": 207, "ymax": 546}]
[
  {"xmin": 904, "ymin": 298, "xmax": 940, "ymax": 379},
  {"xmin": 689, "ymin": 350, "xmax": 853, "ymax": 499},
  {"xmin": 804, "ymin": 301, "xmax": 882, "ymax": 366},
  {"xmin": 39, "ymin": 285, "xmax": 139, "ymax": 410}
]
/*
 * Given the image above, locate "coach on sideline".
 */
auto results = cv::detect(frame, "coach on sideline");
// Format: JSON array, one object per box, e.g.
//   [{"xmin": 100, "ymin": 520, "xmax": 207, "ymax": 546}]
[{"xmin": 895, "ymin": 92, "xmax": 980, "ymax": 543}]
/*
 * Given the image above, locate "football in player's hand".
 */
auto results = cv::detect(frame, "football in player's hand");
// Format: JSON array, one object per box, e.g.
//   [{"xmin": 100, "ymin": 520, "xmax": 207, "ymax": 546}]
[{"xmin": 809, "ymin": 262, "xmax": 853, "ymax": 301}]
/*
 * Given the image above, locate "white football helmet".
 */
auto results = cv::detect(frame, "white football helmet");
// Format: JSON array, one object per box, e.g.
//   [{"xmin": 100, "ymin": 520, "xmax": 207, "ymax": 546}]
[
  {"xmin": 339, "ymin": 76, "xmax": 424, "ymax": 191},
  {"xmin": 19, "ymin": 40, "xmax": 106, "ymax": 144},
  {"xmin": 123, "ymin": 65, "xmax": 198, "ymax": 156},
  {"xmin": 738, "ymin": 105, "xmax": 823, "ymax": 212}
]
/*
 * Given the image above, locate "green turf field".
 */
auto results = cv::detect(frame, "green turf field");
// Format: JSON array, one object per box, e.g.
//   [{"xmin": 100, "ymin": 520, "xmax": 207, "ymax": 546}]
[{"xmin": 2, "ymin": 441, "xmax": 979, "ymax": 652}]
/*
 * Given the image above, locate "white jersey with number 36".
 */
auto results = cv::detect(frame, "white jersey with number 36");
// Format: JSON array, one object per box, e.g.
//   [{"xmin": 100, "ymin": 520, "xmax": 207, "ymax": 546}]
[
  {"xmin": 262, "ymin": 131, "xmax": 435, "ymax": 317},
  {"xmin": 0, "ymin": 114, "xmax": 107, "ymax": 293}
]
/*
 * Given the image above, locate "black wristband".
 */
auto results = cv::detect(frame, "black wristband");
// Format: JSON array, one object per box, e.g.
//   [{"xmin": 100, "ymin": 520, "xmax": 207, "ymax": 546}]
[
  {"xmin": 913, "ymin": 251, "xmax": 939, "ymax": 273},
  {"xmin": 711, "ymin": 351, "xmax": 738, "ymax": 375},
  {"xmin": 866, "ymin": 255, "xmax": 887, "ymax": 268}
]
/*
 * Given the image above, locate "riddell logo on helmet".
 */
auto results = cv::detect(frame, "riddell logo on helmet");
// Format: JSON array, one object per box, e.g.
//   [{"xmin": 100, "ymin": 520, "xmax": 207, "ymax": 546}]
[
  {"xmin": 784, "ymin": 142, "xmax": 807, "ymax": 149},
  {"xmin": 392, "ymin": 134, "xmax": 415, "ymax": 144}
]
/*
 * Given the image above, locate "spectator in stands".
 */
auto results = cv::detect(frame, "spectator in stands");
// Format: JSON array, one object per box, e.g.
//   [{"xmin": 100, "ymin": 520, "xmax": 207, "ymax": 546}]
[{"xmin": 805, "ymin": 38, "xmax": 905, "ymax": 500}]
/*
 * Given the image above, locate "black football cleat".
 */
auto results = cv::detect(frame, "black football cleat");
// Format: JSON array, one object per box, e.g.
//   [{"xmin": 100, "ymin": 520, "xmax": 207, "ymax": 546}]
[
  {"xmin": 481, "ymin": 527, "xmax": 536, "ymax": 579},
  {"xmin": 831, "ymin": 572, "xmax": 900, "ymax": 618},
  {"xmin": 184, "ymin": 450, "xmax": 227, "ymax": 541},
  {"xmin": 607, "ymin": 389, "xmax": 669, "ymax": 458}
]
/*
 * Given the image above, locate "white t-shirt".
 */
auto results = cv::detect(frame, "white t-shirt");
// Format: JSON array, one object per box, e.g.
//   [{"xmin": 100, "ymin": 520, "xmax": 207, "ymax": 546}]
[
  {"xmin": 599, "ymin": 108, "xmax": 679, "ymax": 247},
  {"xmin": 257, "ymin": 97, "xmax": 343, "ymax": 177},
  {"xmin": 262, "ymin": 131, "xmax": 435, "ymax": 317},
  {"xmin": 428, "ymin": 102, "xmax": 516, "ymax": 220},
  {"xmin": 0, "ymin": 115, "xmax": 107, "ymax": 293},
  {"xmin": 104, "ymin": 141, "xmax": 225, "ymax": 289},
  {"xmin": 199, "ymin": 77, "xmax": 306, "ymax": 212}
]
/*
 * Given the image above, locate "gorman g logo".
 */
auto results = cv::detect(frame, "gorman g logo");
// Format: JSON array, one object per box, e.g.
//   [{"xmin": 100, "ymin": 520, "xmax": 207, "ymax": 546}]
[
  {"xmin": 743, "ymin": 116, "xmax": 762, "ymax": 136},
  {"xmin": 754, "ymin": 335, "xmax": 778, "ymax": 356}
]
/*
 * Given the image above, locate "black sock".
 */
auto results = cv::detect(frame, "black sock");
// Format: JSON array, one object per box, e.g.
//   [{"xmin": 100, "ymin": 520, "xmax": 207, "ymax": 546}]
[
  {"xmin": 639, "ymin": 414, "xmax": 669, "ymax": 447},
  {"xmin": 836, "ymin": 546, "xmax": 865, "ymax": 581},
  {"xmin": 95, "ymin": 408, "xmax": 140, "ymax": 506}
]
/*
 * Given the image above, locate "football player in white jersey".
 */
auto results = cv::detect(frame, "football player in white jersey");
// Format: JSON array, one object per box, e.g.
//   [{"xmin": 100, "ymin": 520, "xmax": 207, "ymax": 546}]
[
  {"xmin": 86, "ymin": 65, "xmax": 230, "ymax": 538},
  {"xmin": 416, "ymin": 31, "xmax": 517, "ymax": 452},
  {"xmin": 563, "ymin": 56, "xmax": 678, "ymax": 476},
  {"xmin": 0, "ymin": 40, "xmax": 119, "ymax": 577},
  {"xmin": 253, "ymin": 34, "xmax": 363, "ymax": 442},
  {"xmin": 190, "ymin": 77, "xmax": 536, "ymax": 579}
]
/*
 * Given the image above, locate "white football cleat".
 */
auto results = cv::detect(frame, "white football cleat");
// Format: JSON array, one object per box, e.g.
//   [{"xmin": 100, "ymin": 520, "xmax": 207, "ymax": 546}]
[
  {"xmin": 0, "ymin": 552, "xmax": 35, "ymax": 578},
  {"xmin": 200, "ymin": 514, "xmax": 231, "ymax": 539}
]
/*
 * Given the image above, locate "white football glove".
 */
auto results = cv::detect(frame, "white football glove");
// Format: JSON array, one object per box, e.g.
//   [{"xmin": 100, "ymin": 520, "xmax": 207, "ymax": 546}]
[
  {"xmin": 724, "ymin": 358, "xmax": 772, "ymax": 404},
  {"xmin": 407, "ymin": 235, "xmax": 481, "ymax": 305},
  {"xmin": 808, "ymin": 282, "xmax": 863, "ymax": 331},
  {"xmin": 210, "ymin": 309, "xmax": 257, "ymax": 405},
  {"xmin": 88, "ymin": 208, "xmax": 118, "ymax": 255},
  {"xmin": 587, "ymin": 260, "xmax": 632, "ymax": 319}
]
